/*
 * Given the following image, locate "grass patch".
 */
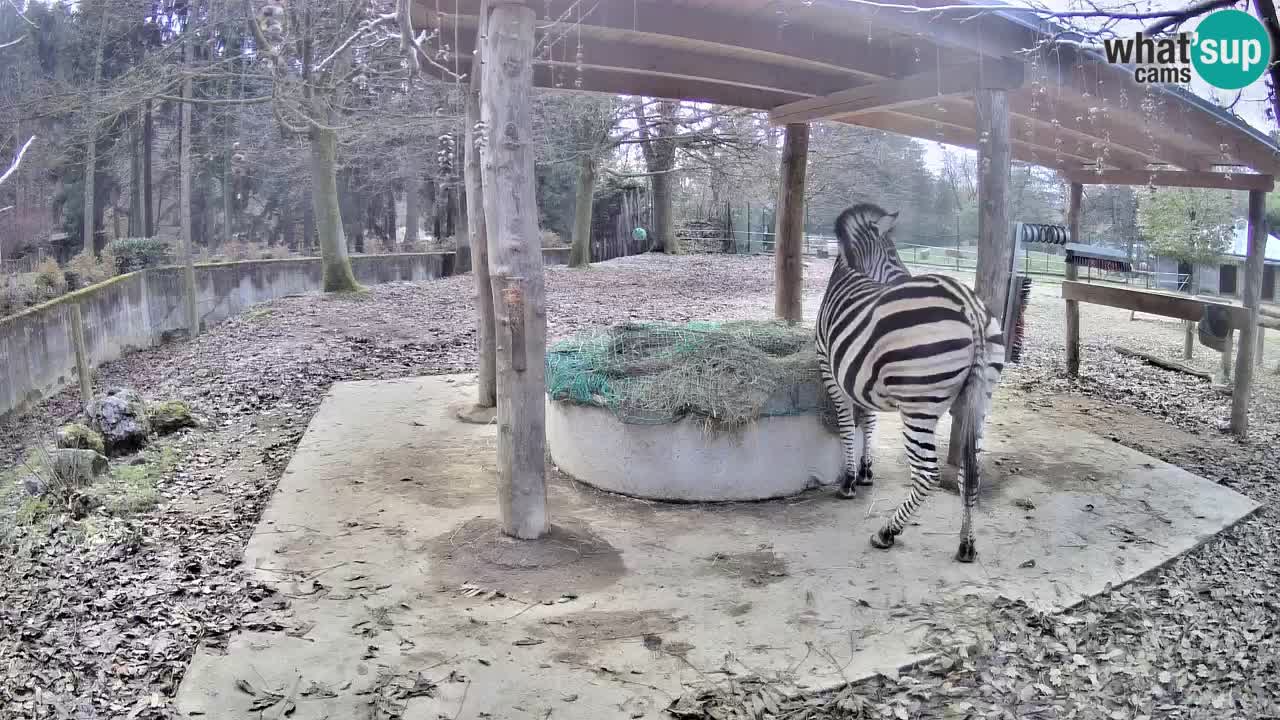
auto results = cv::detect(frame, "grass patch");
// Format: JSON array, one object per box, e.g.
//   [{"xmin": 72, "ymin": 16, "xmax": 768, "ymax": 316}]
[
  {"xmin": 245, "ymin": 307, "xmax": 274, "ymax": 322},
  {"xmin": 14, "ymin": 496, "xmax": 52, "ymax": 526},
  {"xmin": 90, "ymin": 444, "xmax": 179, "ymax": 516}
]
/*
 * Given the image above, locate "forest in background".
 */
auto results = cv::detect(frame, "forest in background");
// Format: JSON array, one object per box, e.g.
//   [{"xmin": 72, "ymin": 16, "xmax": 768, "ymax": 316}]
[{"xmin": 0, "ymin": 0, "xmax": 1270, "ymax": 313}]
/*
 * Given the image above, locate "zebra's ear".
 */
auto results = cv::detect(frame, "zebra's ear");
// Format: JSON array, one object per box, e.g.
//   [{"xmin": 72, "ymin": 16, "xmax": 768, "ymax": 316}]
[{"xmin": 876, "ymin": 211, "xmax": 900, "ymax": 236}]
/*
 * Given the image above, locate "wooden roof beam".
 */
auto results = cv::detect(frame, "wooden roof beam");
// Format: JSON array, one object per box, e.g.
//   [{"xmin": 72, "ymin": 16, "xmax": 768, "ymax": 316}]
[
  {"xmin": 1063, "ymin": 169, "xmax": 1275, "ymax": 192},
  {"xmin": 769, "ymin": 60, "xmax": 1023, "ymax": 126}
]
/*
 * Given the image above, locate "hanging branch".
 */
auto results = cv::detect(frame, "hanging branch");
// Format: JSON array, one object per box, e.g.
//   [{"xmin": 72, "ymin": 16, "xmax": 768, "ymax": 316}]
[{"xmin": 0, "ymin": 135, "xmax": 36, "ymax": 186}]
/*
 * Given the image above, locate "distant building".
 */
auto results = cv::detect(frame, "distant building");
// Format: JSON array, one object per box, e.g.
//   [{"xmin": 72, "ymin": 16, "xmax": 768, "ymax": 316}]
[{"xmin": 1150, "ymin": 219, "xmax": 1280, "ymax": 302}]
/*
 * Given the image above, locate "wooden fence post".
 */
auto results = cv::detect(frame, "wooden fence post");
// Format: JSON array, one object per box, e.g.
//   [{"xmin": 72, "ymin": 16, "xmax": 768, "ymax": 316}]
[
  {"xmin": 69, "ymin": 304, "xmax": 92, "ymax": 407},
  {"xmin": 774, "ymin": 123, "xmax": 808, "ymax": 323},
  {"xmin": 481, "ymin": 2, "xmax": 548, "ymax": 540}
]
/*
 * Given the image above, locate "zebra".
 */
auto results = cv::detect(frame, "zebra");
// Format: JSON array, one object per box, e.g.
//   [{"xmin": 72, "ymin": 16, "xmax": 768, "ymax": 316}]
[{"xmin": 815, "ymin": 203, "xmax": 1005, "ymax": 563}]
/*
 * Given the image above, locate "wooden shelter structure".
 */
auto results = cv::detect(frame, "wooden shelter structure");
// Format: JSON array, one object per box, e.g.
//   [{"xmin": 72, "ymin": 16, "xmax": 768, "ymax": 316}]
[{"xmin": 411, "ymin": 0, "xmax": 1280, "ymax": 539}]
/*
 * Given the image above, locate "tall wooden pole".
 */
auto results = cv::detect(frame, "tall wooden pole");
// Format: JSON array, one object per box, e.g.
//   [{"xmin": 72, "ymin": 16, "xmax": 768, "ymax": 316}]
[
  {"xmin": 466, "ymin": 0, "xmax": 496, "ymax": 409},
  {"xmin": 946, "ymin": 87, "xmax": 1011, "ymax": 481},
  {"xmin": 480, "ymin": 2, "xmax": 548, "ymax": 540},
  {"xmin": 1230, "ymin": 189, "xmax": 1267, "ymax": 437},
  {"xmin": 1065, "ymin": 183, "xmax": 1082, "ymax": 376},
  {"xmin": 69, "ymin": 304, "xmax": 92, "ymax": 408},
  {"xmin": 774, "ymin": 123, "xmax": 809, "ymax": 323}
]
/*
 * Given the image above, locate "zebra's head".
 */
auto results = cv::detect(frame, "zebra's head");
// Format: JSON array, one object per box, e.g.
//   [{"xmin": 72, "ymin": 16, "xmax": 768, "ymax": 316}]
[{"xmin": 833, "ymin": 203, "xmax": 908, "ymax": 284}]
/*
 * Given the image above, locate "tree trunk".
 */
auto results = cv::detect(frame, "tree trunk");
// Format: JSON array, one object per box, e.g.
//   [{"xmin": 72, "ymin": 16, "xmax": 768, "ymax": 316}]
[
  {"xmin": 302, "ymin": 187, "xmax": 316, "ymax": 253},
  {"xmin": 480, "ymin": 2, "xmax": 548, "ymax": 540},
  {"xmin": 569, "ymin": 153, "xmax": 596, "ymax": 268},
  {"xmin": 129, "ymin": 116, "xmax": 143, "ymax": 237},
  {"xmin": 651, "ymin": 171, "xmax": 675, "ymax": 253},
  {"xmin": 466, "ymin": 79, "xmax": 496, "ymax": 408},
  {"xmin": 309, "ymin": 127, "xmax": 360, "ymax": 292},
  {"xmin": 82, "ymin": 8, "xmax": 108, "ymax": 254},
  {"xmin": 179, "ymin": 36, "xmax": 200, "ymax": 336},
  {"xmin": 633, "ymin": 100, "xmax": 681, "ymax": 254},
  {"xmin": 404, "ymin": 169, "xmax": 421, "ymax": 246},
  {"xmin": 143, "ymin": 101, "xmax": 154, "ymax": 238},
  {"xmin": 222, "ymin": 154, "xmax": 234, "ymax": 247}
]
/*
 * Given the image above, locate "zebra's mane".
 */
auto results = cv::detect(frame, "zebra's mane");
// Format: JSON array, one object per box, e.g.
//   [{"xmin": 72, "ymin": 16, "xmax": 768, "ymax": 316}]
[{"xmin": 832, "ymin": 203, "xmax": 909, "ymax": 285}]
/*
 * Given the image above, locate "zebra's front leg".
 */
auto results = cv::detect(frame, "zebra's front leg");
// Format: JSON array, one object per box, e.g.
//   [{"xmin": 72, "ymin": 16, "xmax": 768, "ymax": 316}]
[
  {"xmin": 820, "ymin": 358, "xmax": 862, "ymax": 498},
  {"xmin": 871, "ymin": 412, "xmax": 939, "ymax": 550}
]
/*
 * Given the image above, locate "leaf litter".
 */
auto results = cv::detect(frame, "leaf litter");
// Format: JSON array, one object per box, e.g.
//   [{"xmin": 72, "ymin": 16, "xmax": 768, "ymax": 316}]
[{"xmin": 0, "ymin": 256, "xmax": 1278, "ymax": 718}]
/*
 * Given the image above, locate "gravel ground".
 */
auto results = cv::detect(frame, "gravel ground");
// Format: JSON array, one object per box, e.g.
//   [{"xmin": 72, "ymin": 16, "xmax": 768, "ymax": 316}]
[{"xmin": 2, "ymin": 254, "xmax": 1278, "ymax": 719}]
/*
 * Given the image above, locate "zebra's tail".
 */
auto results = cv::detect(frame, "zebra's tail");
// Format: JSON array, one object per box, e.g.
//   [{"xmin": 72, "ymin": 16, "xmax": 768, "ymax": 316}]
[{"xmin": 957, "ymin": 306, "xmax": 993, "ymax": 509}]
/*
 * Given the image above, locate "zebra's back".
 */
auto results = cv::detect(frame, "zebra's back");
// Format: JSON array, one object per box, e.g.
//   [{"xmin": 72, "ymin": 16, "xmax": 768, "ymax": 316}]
[{"xmin": 817, "ymin": 272, "xmax": 995, "ymax": 413}]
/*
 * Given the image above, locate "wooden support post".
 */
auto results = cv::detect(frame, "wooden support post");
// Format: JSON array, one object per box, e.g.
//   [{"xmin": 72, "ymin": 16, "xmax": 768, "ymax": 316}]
[
  {"xmin": 480, "ymin": 2, "xmax": 549, "ymax": 540},
  {"xmin": 466, "ymin": 1, "xmax": 497, "ymax": 409},
  {"xmin": 1258, "ymin": 327, "xmax": 1266, "ymax": 366},
  {"xmin": 774, "ymin": 123, "xmax": 808, "ymax": 323},
  {"xmin": 946, "ymin": 87, "xmax": 1011, "ymax": 480},
  {"xmin": 1183, "ymin": 321, "xmax": 1194, "ymax": 360},
  {"xmin": 1065, "ymin": 183, "xmax": 1082, "ymax": 377},
  {"xmin": 1231, "ymin": 189, "xmax": 1266, "ymax": 436},
  {"xmin": 69, "ymin": 304, "xmax": 92, "ymax": 408}
]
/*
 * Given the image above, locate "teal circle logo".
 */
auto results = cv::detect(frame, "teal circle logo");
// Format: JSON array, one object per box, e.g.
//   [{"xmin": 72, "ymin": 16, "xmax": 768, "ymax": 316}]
[{"xmin": 1192, "ymin": 9, "xmax": 1272, "ymax": 90}]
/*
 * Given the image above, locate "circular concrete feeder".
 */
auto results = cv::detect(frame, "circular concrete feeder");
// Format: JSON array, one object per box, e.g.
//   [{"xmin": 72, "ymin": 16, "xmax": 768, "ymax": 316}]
[{"xmin": 545, "ymin": 384, "xmax": 843, "ymax": 502}]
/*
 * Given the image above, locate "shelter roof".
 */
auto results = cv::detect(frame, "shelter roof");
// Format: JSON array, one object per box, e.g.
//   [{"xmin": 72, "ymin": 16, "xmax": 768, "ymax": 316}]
[{"xmin": 416, "ymin": 0, "xmax": 1280, "ymax": 179}]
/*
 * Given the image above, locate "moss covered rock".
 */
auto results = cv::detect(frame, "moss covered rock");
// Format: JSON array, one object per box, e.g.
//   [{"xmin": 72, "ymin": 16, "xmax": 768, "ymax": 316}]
[
  {"xmin": 149, "ymin": 400, "xmax": 197, "ymax": 435},
  {"xmin": 86, "ymin": 388, "xmax": 151, "ymax": 456},
  {"xmin": 56, "ymin": 422, "xmax": 105, "ymax": 454}
]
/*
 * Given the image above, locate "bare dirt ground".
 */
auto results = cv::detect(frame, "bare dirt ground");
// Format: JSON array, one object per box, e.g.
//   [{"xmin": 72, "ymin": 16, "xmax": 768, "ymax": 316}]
[{"xmin": 2, "ymin": 254, "xmax": 1278, "ymax": 719}]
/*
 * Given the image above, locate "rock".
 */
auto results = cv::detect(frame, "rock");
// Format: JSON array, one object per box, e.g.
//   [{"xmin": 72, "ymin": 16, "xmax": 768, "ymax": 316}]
[
  {"xmin": 86, "ymin": 388, "xmax": 151, "ymax": 456},
  {"xmin": 21, "ymin": 475, "xmax": 47, "ymax": 496},
  {"xmin": 149, "ymin": 399, "xmax": 197, "ymax": 435},
  {"xmin": 55, "ymin": 422, "xmax": 106, "ymax": 454},
  {"xmin": 47, "ymin": 449, "xmax": 110, "ymax": 487}
]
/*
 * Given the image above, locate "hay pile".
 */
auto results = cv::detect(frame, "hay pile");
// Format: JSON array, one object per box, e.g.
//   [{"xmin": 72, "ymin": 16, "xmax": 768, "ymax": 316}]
[{"xmin": 545, "ymin": 320, "xmax": 834, "ymax": 431}]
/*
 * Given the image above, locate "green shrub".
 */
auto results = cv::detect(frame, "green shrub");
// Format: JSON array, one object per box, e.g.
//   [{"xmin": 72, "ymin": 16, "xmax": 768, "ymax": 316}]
[{"xmin": 109, "ymin": 237, "xmax": 174, "ymax": 274}]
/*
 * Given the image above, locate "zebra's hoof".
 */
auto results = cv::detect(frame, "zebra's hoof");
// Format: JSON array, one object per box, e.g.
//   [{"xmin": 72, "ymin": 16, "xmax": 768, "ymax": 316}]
[
  {"xmin": 870, "ymin": 529, "xmax": 895, "ymax": 550},
  {"xmin": 955, "ymin": 538, "xmax": 977, "ymax": 563},
  {"xmin": 837, "ymin": 470, "xmax": 857, "ymax": 498},
  {"xmin": 856, "ymin": 465, "xmax": 874, "ymax": 487}
]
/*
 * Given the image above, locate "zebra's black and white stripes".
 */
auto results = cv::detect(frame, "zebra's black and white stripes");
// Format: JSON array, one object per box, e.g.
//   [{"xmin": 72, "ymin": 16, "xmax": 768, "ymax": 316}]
[{"xmin": 815, "ymin": 203, "xmax": 1005, "ymax": 563}]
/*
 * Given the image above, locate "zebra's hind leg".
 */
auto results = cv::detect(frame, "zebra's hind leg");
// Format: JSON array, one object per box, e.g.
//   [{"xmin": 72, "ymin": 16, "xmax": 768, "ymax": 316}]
[
  {"xmin": 820, "ymin": 357, "xmax": 862, "ymax": 498},
  {"xmin": 871, "ymin": 411, "xmax": 940, "ymax": 550},
  {"xmin": 856, "ymin": 412, "xmax": 876, "ymax": 486}
]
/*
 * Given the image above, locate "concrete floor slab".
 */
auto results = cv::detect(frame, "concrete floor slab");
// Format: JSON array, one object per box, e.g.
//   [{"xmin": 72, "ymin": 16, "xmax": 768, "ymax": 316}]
[{"xmin": 176, "ymin": 375, "xmax": 1259, "ymax": 720}]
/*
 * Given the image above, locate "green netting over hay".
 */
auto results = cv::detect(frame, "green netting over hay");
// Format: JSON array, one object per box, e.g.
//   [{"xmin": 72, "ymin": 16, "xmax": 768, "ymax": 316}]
[{"xmin": 546, "ymin": 320, "xmax": 837, "ymax": 432}]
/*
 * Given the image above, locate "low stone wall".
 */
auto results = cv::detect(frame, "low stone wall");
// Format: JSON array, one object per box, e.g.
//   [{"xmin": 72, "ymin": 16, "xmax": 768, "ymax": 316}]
[{"xmin": 1, "ymin": 250, "xmax": 569, "ymax": 419}]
